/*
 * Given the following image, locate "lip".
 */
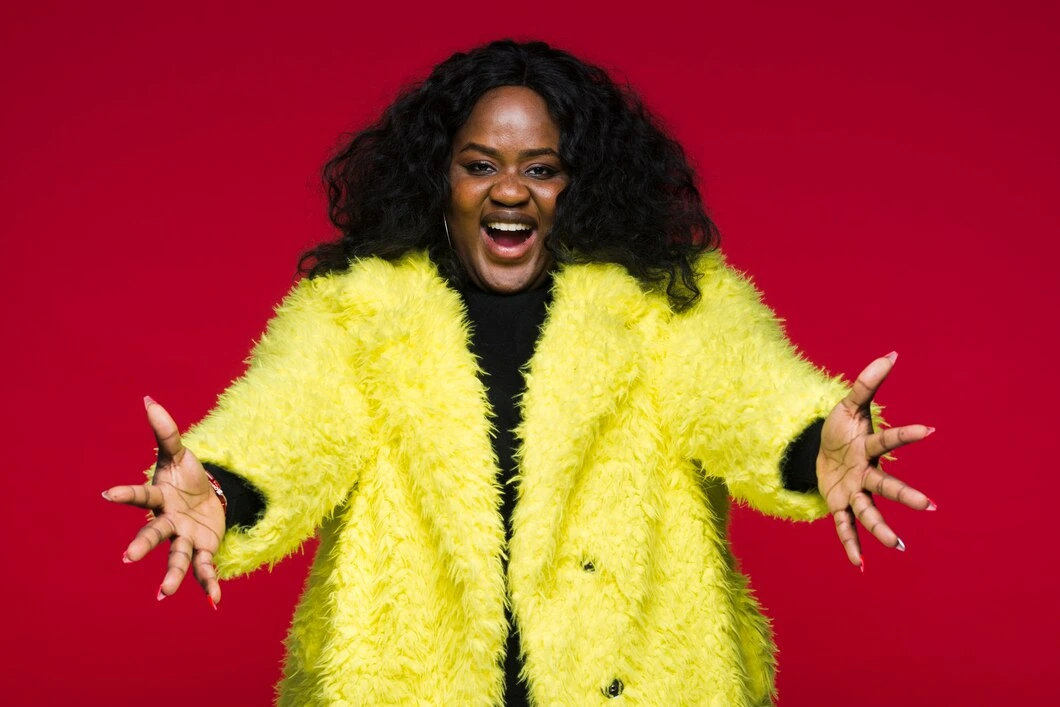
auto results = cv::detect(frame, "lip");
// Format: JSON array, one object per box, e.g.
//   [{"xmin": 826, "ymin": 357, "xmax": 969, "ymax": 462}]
[
  {"xmin": 481, "ymin": 211, "xmax": 538, "ymax": 229},
  {"xmin": 480, "ymin": 225, "xmax": 538, "ymax": 261},
  {"xmin": 480, "ymin": 211, "xmax": 539, "ymax": 261}
]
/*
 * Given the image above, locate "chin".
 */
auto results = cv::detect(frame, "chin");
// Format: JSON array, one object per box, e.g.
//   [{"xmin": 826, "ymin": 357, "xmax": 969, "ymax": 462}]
[{"xmin": 475, "ymin": 264, "xmax": 547, "ymax": 294}]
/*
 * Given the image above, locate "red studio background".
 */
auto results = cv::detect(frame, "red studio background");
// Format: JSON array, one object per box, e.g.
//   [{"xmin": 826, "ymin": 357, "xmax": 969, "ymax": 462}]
[{"xmin": 2, "ymin": 1, "xmax": 1057, "ymax": 704}]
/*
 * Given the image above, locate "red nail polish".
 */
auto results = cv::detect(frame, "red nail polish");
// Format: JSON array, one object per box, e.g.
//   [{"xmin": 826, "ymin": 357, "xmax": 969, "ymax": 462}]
[
  {"xmin": 859, "ymin": 555, "xmax": 866, "ymax": 573},
  {"xmin": 207, "ymin": 595, "xmax": 218, "ymax": 611},
  {"xmin": 926, "ymin": 498, "xmax": 938, "ymax": 511},
  {"xmin": 157, "ymin": 586, "xmax": 166, "ymax": 602},
  {"xmin": 122, "ymin": 552, "xmax": 132, "ymax": 564},
  {"xmin": 884, "ymin": 351, "xmax": 898, "ymax": 363},
  {"xmin": 143, "ymin": 395, "xmax": 155, "ymax": 408}
]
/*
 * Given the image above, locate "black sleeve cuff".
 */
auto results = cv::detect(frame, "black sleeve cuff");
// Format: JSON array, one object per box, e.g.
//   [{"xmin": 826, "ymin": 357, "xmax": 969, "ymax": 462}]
[
  {"xmin": 202, "ymin": 462, "xmax": 266, "ymax": 529},
  {"xmin": 780, "ymin": 418, "xmax": 824, "ymax": 493}
]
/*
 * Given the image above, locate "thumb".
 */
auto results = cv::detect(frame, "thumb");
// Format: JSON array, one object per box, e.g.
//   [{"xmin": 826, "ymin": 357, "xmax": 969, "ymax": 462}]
[
  {"xmin": 843, "ymin": 351, "xmax": 897, "ymax": 412},
  {"xmin": 145, "ymin": 396, "xmax": 184, "ymax": 463}
]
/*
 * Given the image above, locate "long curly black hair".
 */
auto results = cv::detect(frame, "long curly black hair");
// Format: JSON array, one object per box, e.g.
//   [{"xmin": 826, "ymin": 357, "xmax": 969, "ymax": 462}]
[{"xmin": 301, "ymin": 39, "xmax": 719, "ymax": 310}]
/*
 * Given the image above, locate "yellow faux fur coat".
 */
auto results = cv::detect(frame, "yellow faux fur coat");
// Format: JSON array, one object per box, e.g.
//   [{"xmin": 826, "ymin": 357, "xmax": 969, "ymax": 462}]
[{"xmin": 183, "ymin": 250, "xmax": 848, "ymax": 706}]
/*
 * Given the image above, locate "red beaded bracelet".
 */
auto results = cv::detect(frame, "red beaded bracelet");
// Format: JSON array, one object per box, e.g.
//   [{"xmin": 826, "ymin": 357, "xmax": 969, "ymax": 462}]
[{"xmin": 203, "ymin": 469, "xmax": 228, "ymax": 515}]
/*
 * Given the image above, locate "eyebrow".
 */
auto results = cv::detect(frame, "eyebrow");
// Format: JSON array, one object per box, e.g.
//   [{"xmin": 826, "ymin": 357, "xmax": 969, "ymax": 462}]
[{"xmin": 458, "ymin": 142, "xmax": 560, "ymax": 159}]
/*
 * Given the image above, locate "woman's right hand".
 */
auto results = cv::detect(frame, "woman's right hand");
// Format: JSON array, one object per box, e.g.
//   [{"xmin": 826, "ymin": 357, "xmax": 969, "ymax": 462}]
[{"xmin": 103, "ymin": 397, "xmax": 226, "ymax": 607}]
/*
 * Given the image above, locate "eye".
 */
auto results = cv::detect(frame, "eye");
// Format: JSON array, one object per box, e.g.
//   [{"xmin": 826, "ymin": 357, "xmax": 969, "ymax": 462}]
[
  {"xmin": 464, "ymin": 161, "xmax": 494, "ymax": 175},
  {"xmin": 526, "ymin": 164, "xmax": 559, "ymax": 178}
]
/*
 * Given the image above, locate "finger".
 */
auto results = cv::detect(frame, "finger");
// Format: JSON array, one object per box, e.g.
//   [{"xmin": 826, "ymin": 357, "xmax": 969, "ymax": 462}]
[
  {"xmin": 103, "ymin": 483, "xmax": 165, "ymax": 510},
  {"xmin": 192, "ymin": 549, "xmax": 222, "ymax": 608},
  {"xmin": 160, "ymin": 536, "xmax": 194, "ymax": 597},
  {"xmin": 843, "ymin": 352, "xmax": 897, "ymax": 411},
  {"xmin": 125, "ymin": 514, "xmax": 179, "ymax": 562},
  {"xmin": 145, "ymin": 397, "xmax": 184, "ymax": 464},
  {"xmin": 832, "ymin": 508, "xmax": 863, "ymax": 568},
  {"xmin": 863, "ymin": 467, "xmax": 933, "ymax": 511},
  {"xmin": 864, "ymin": 424, "xmax": 935, "ymax": 459},
  {"xmin": 851, "ymin": 491, "xmax": 902, "ymax": 550}
]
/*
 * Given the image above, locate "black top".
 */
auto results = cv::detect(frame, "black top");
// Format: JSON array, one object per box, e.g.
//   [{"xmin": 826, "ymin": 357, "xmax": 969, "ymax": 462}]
[
  {"xmin": 460, "ymin": 282, "xmax": 552, "ymax": 707},
  {"xmin": 460, "ymin": 282, "xmax": 553, "ymax": 536},
  {"xmin": 205, "ymin": 281, "xmax": 822, "ymax": 707}
]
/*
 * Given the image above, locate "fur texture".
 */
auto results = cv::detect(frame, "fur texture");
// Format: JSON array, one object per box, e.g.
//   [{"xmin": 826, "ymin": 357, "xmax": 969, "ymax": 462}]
[{"xmin": 183, "ymin": 251, "xmax": 848, "ymax": 706}]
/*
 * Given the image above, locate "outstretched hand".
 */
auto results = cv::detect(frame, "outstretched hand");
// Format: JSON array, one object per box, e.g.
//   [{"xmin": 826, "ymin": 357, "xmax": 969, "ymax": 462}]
[
  {"xmin": 103, "ymin": 397, "xmax": 226, "ymax": 606},
  {"xmin": 817, "ymin": 353, "xmax": 935, "ymax": 570}
]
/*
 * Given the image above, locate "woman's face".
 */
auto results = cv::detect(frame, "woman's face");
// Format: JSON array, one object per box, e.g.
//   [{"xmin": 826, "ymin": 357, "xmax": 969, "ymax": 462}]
[{"xmin": 446, "ymin": 86, "xmax": 569, "ymax": 293}]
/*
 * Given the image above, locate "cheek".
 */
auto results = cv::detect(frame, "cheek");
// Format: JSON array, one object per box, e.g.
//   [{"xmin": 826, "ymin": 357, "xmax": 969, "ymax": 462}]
[
  {"xmin": 538, "ymin": 185, "xmax": 567, "ymax": 220},
  {"xmin": 445, "ymin": 183, "xmax": 480, "ymax": 254},
  {"xmin": 448, "ymin": 181, "xmax": 484, "ymax": 219}
]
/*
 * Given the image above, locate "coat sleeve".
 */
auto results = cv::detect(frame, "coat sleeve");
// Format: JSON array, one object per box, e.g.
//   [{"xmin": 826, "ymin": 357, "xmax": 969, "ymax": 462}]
[
  {"xmin": 176, "ymin": 274, "xmax": 372, "ymax": 578},
  {"xmin": 662, "ymin": 252, "xmax": 851, "ymax": 521}
]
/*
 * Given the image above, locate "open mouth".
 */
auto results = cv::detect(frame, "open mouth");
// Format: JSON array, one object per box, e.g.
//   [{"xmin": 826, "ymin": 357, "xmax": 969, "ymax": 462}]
[{"xmin": 484, "ymin": 222, "xmax": 534, "ymax": 247}]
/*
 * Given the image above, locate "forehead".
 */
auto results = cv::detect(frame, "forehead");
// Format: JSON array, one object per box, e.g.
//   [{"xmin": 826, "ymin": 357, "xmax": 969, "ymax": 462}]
[{"xmin": 454, "ymin": 86, "xmax": 560, "ymax": 147}]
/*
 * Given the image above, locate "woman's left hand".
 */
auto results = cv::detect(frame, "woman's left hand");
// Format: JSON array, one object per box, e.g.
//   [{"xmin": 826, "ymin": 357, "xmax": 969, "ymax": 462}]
[{"xmin": 817, "ymin": 352, "xmax": 935, "ymax": 570}]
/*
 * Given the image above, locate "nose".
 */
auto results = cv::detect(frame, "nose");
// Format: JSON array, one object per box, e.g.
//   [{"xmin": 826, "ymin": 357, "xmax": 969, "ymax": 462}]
[{"xmin": 489, "ymin": 171, "xmax": 530, "ymax": 206}]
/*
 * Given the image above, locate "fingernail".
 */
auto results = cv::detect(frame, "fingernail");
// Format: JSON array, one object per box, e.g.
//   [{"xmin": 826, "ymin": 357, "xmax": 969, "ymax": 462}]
[
  {"xmin": 924, "ymin": 426, "xmax": 936, "ymax": 437},
  {"xmin": 895, "ymin": 538, "xmax": 906, "ymax": 552},
  {"xmin": 122, "ymin": 552, "xmax": 132, "ymax": 564},
  {"xmin": 859, "ymin": 555, "xmax": 866, "ymax": 573},
  {"xmin": 157, "ymin": 586, "xmax": 166, "ymax": 602},
  {"xmin": 884, "ymin": 351, "xmax": 898, "ymax": 363},
  {"xmin": 926, "ymin": 498, "xmax": 938, "ymax": 511},
  {"xmin": 101, "ymin": 490, "xmax": 113, "ymax": 501},
  {"xmin": 207, "ymin": 595, "xmax": 218, "ymax": 611},
  {"xmin": 143, "ymin": 395, "xmax": 155, "ymax": 409}
]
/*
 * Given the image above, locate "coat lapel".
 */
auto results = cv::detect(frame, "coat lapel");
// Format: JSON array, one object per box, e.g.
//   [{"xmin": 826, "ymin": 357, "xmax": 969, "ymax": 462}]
[
  {"xmin": 509, "ymin": 262, "xmax": 656, "ymax": 590},
  {"xmin": 343, "ymin": 254, "xmax": 506, "ymax": 618},
  {"xmin": 345, "ymin": 254, "xmax": 656, "ymax": 626}
]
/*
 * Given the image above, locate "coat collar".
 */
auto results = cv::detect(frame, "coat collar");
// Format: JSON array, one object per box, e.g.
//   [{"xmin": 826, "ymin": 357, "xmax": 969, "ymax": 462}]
[{"xmin": 340, "ymin": 253, "xmax": 660, "ymax": 597}]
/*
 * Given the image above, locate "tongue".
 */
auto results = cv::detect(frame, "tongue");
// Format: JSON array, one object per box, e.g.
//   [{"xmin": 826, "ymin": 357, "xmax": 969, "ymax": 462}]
[{"xmin": 490, "ymin": 230, "xmax": 530, "ymax": 247}]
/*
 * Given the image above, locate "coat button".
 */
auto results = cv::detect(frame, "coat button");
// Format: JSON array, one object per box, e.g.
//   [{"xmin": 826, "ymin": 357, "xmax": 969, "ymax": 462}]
[
  {"xmin": 582, "ymin": 560, "xmax": 596, "ymax": 573},
  {"xmin": 603, "ymin": 678, "xmax": 624, "ymax": 698}
]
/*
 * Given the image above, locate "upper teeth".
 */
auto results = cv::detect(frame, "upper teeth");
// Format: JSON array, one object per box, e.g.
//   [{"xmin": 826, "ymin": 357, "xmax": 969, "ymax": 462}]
[{"xmin": 486, "ymin": 222, "xmax": 532, "ymax": 231}]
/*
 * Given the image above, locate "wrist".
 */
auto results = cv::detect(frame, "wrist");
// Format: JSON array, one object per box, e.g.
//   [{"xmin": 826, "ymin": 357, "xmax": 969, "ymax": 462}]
[{"xmin": 202, "ymin": 468, "xmax": 228, "ymax": 517}]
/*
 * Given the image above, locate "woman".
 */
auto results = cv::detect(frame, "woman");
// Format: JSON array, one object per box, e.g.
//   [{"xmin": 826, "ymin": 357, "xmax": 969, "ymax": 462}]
[{"xmin": 104, "ymin": 40, "xmax": 934, "ymax": 706}]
